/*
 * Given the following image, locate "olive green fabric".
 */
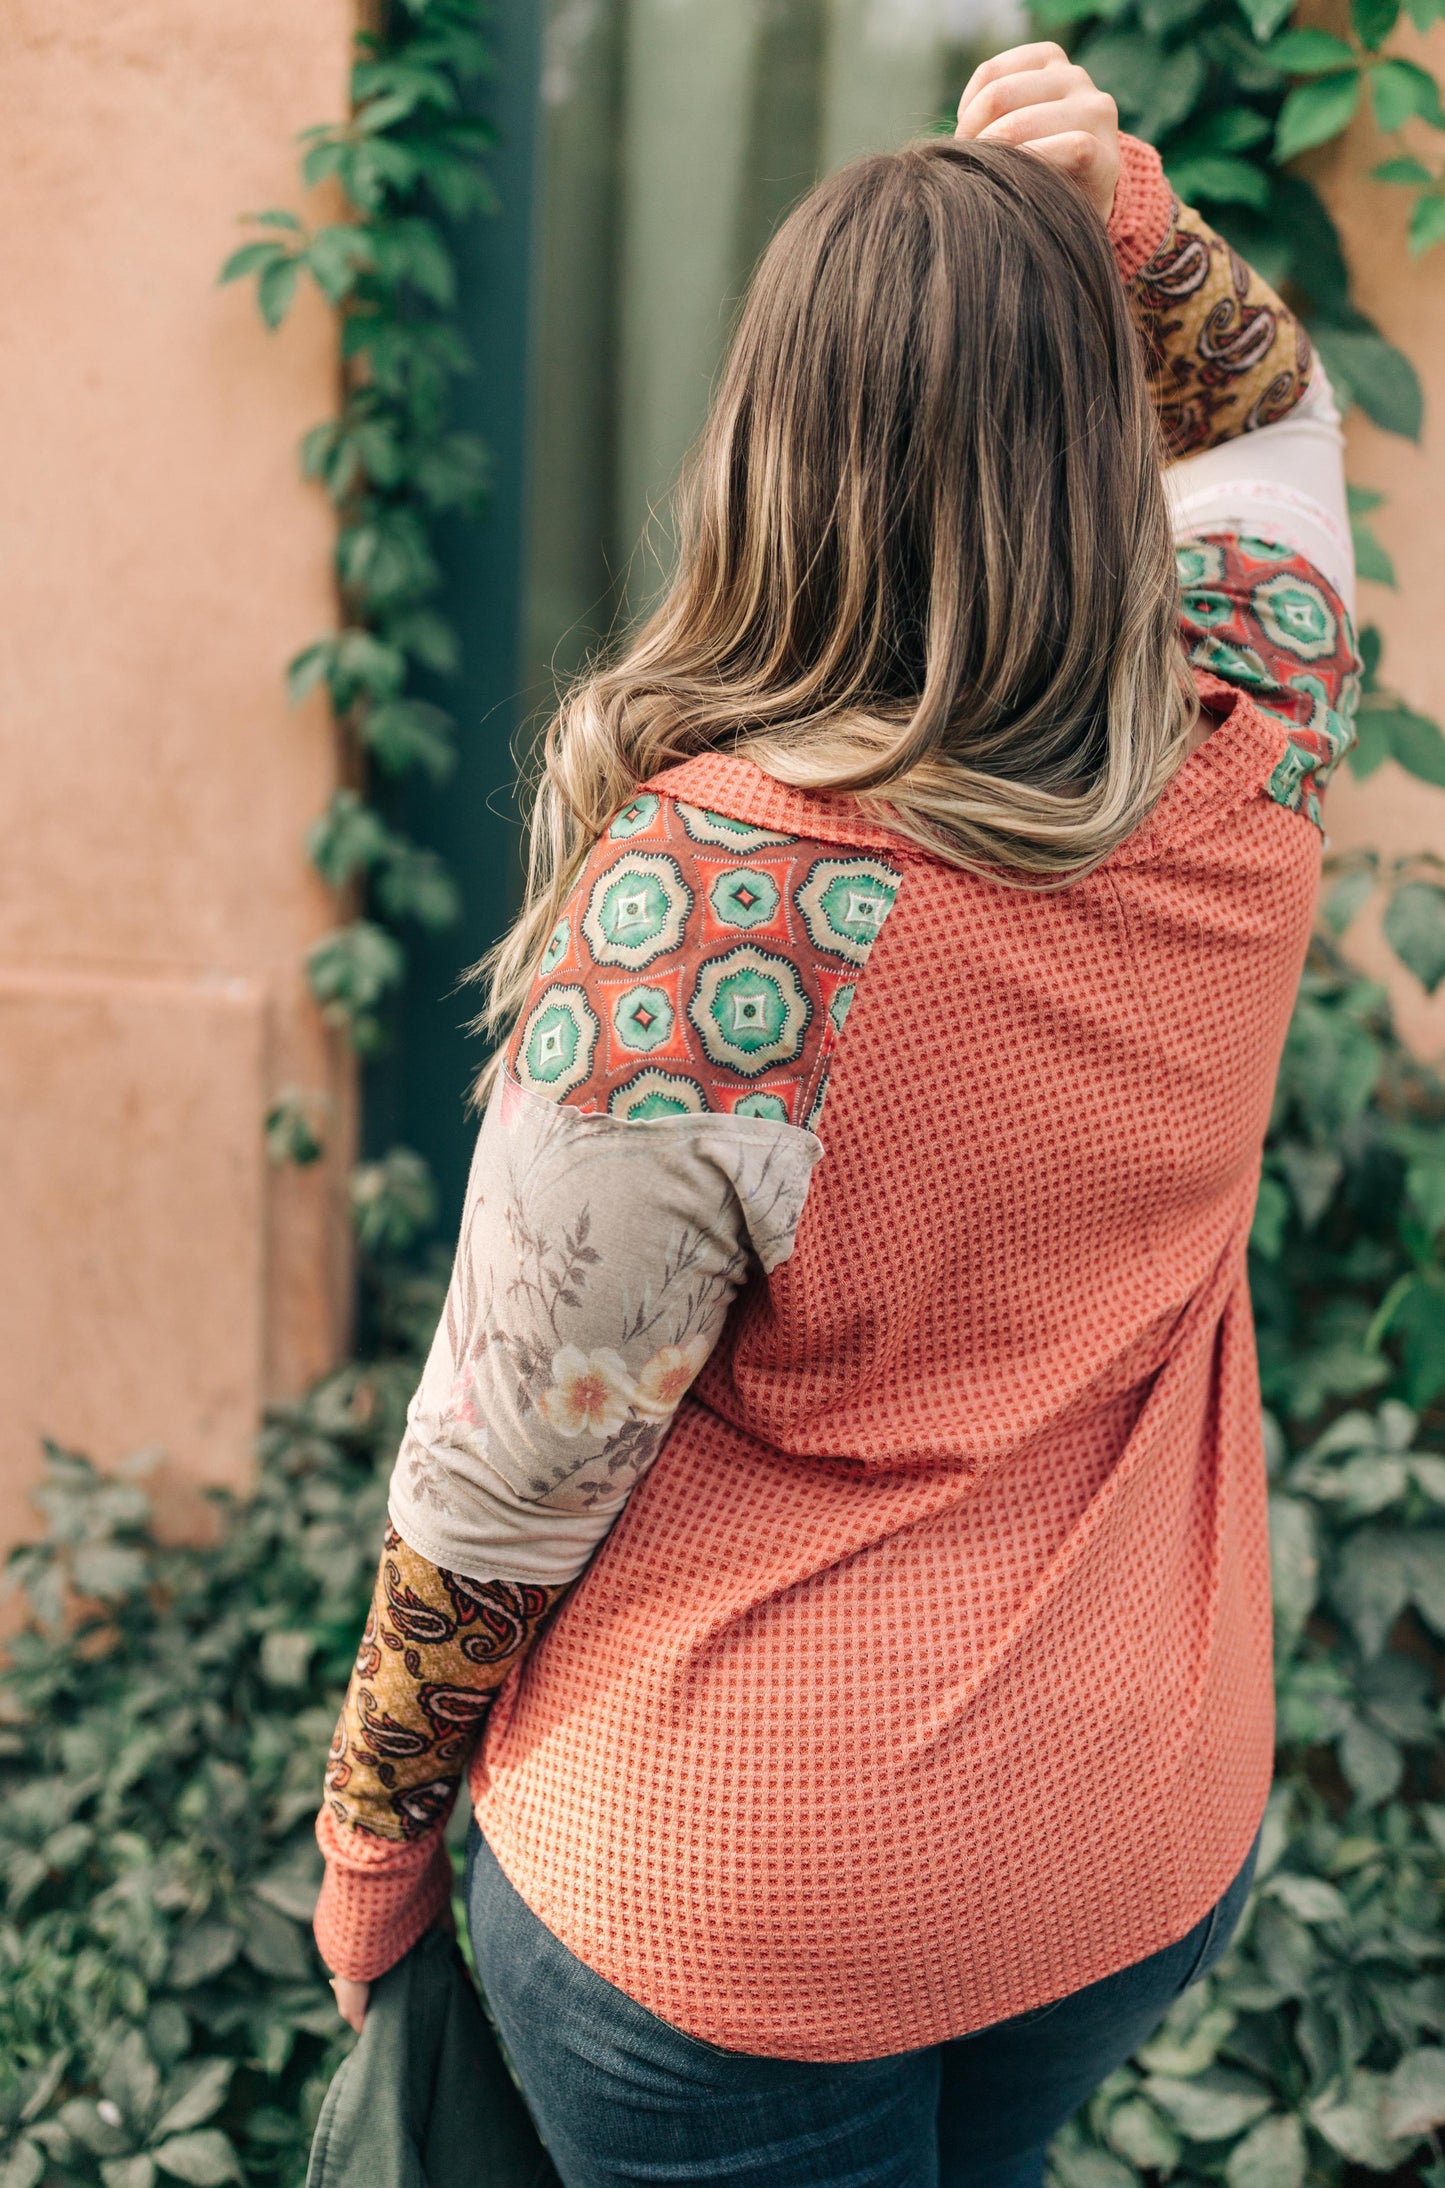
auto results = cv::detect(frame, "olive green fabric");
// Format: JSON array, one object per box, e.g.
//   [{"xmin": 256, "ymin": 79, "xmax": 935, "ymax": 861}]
[{"xmin": 306, "ymin": 1927, "xmax": 561, "ymax": 2188}]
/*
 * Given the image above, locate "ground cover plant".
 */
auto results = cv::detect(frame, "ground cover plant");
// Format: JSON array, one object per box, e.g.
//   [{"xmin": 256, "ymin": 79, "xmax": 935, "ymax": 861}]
[{"xmin": 4, "ymin": 0, "xmax": 1445, "ymax": 2185}]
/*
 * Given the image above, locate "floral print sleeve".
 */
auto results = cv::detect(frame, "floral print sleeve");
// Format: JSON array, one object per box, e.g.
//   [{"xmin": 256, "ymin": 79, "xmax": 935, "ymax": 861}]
[
  {"xmin": 315, "ymin": 789, "xmax": 903, "ymax": 1981},
  {"xmin": 1107, "ymin": 133, "xmax": 1312, "ymax": 458}
]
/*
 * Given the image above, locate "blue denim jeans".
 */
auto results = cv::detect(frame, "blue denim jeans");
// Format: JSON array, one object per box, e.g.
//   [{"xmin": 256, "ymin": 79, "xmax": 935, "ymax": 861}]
[{"xmin": 465, "ymin": 1820, "xmax": 1257, "ymax": 2188}]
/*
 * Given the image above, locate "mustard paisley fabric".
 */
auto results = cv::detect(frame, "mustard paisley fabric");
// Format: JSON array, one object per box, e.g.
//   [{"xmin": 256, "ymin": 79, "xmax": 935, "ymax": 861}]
[
  {"xmin": 1130, "ymin": 199, "xmax": 1313, "ymax": 460},
  {"xmin": 324, "ymin": 1526, "xmax": 564, "ymax": 1845}
]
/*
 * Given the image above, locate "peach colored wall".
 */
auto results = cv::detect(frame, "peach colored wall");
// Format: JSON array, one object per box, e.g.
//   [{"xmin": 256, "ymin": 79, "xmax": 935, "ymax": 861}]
[
  {"xmin": 0, "ymin": 0, "xmax": 356, "ymax": 1562},
  {"xmin": 1313, "ymin": 21, "xmax": 1445, "ymax": 1065}
]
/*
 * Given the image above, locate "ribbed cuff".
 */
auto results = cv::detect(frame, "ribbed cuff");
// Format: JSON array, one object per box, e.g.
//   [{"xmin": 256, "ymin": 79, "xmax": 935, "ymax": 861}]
[
  {"xmin": 313, "ymin": 1804, "xmax": 456, "ymax": 1983},
  {"xmin": 1107, "ymin": 133, "xmax": 1175, "ymax": 282}
]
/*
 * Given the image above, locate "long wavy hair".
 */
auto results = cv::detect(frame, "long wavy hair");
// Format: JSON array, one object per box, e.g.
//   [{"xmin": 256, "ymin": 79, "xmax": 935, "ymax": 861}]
[{"xmin": 474, "ymin": 135, "xmax": 1194, "ymax": 1079}]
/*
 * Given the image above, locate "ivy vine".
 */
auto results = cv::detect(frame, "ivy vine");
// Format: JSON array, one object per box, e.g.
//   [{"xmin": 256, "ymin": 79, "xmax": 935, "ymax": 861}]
[{"xmin": 220, "ymin": 0, "xmax": 493, "ymax": 1145}]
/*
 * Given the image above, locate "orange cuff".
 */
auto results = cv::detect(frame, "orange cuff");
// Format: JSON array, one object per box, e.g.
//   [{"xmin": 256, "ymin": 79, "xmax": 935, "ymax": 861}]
[
  {"xmin": 313, "ymin": 1802, "xmax": 456, "ymax": 1983},
  {"xmin": 1107, "ymin": 133, "xmax": 1175, "ymax": 283}
]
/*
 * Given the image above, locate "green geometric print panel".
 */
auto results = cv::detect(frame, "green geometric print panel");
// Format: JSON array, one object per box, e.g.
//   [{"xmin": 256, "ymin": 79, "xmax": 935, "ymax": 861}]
[{"xmin": 506, "ymin": 790, "xmax": 904, "ymax": 1126}]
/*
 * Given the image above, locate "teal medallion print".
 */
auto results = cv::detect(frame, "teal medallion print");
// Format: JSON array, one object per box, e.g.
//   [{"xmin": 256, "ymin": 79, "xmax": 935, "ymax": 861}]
[
  {"xmin": 515, "ymin": 984, "xmax": 599, "ymax": 1099},
  {"xmin": 608, "ymin": 792, "xmax": 661, "ymax": 839},
  {"xmin": 734, "ymin": 1091, "xmax": 789, "ymax": 1121},
  {"xmin": 1189, "ymin": 635, "xmax": 1272, "ymax": 691},
  {"xmin": 688, "ymin": 945, "xmax": 811, "ymax": 1076},
  {"xmin": 1251, "ymin": 572, "xmax": 1338, "ymax": 662},
  {"xmin": 709, "ymin": 865, "xmax": 781, "ymax": 931},
  {"xmin": 540, "ymin": 915, "xmax": 571, "ymax": 976},
  {"xmin": 1175, "ymin": 541, "xmax": 1225, "ymax": 589},
  {"xmin": 612, "ymin": 983, "xmax": 676, "ymax": 1054},
  {"xmin": 581, "ymin": 853, "xmax": 692, "ymax": 969},
  {"xmin": 827, "ymin": 983, "xmax": 856, "ymax": 1036},
  {"xmin": 609, "ymin": 1069, "xmax": 706, "ymax": 1119},
  {"xmin": 675, "ymin": 802, "xmax": 794, "ymax": 851},
  {"xmin": 1237, "ymin": 536, "xmax": 1294, "ymax": 564},
  {"xmin": 794, "ymin": 857, "xmax": 901, "ymax": 966},
  {"xmin": 1179, "ymin": 587, "xmax": 1235, "ymax": 631}
]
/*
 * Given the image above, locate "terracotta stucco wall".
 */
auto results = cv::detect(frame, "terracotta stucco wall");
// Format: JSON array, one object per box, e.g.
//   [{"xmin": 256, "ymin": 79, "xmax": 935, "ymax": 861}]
[
  {"xmin": 0, "ymin": 0, "xmax": 356, "ymax": 1561},
  {"xmin": 1314, "ymin": 21, "xmax": 1445, "ymax": 1064}
]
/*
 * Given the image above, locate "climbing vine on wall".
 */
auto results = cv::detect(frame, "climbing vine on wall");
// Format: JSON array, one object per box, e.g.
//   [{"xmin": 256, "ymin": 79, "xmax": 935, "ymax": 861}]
[{"xmin": 220, "ymin": 0, "xmax": 492, "ymax": 1116}]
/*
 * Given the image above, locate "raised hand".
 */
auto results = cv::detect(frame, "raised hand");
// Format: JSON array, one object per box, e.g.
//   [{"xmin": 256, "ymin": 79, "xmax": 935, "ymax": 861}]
[{"xmin": 954, "ymin": 42, "xmax": 1121, "ymax": 224}]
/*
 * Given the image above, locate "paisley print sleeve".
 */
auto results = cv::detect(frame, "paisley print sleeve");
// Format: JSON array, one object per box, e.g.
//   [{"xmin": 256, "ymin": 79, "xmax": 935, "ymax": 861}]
[
  {"xmin": 312, "ymin": 1528, "xmax": 563, "ymax": 1982},
  {"xmin": 1107, "ymin": 133, "xmax": 1312, "ymax": 459},
  {"xmin": 1176, "ymin": 533, "xmax": 1361, "ymax": 829}
]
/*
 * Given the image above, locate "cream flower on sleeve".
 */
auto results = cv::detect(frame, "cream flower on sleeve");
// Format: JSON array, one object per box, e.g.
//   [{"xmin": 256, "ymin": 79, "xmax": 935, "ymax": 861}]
[
  {"xmin": 535, "ymin": 1347, "xmax": 636, "ymax": 1438},
  {"xmin": 632, "ymin": 1335, "xmax": 714, "ymax": 1422}
]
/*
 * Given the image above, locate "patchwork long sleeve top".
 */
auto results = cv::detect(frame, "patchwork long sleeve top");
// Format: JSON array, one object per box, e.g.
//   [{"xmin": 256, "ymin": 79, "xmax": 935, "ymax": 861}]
[{"xmin": 313, "ymin": 136, "xmax": 1359, "ymax": 2054}]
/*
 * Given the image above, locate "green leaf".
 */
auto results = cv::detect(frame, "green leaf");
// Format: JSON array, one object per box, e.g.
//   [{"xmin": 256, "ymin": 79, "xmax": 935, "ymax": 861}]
[
  {"xmin": 101, "ymin": 2162, "xmax": 155, "ymax": 2188},
  {"xmin": 1251, "ymin": 1170, "xmax": 1291, "ymax": 1257},
  {"xmin": 264, "ymin": 1087, "xmax": 326, "ymax": 1167},
  {"xmin": 1, "ymin": 2145, "xmax": 45, "ymax": 2188},
  {"xmin": 166, "ymin": 1921, "xmax": 241, "ymax": 1989},
  {"xmin": 1385, "ymin": 707, "xmax": 1445, "ymax": 783},
  {"xmin": 1236, "ymin": 0, "xmax": 1297, "ymax": 40},
  {"xmin": 350, "ymin": 1148, "xmax": 438, "ymax": 1255},
  {"xmin": 1410, "ymin": 193, "xmax": 1445, "ymax": 254},
  {"xmin": 1077, "ymin": 30, "xmax": 1206, "ymax": 139},
  {"xmin": 1144, "ymin": 2071, "xmax": 1274, "ymax": 2140},
  {"xmin": 1311, "ymin": 322, "xmax": 1423, "ymax": 438},
  {"xmin": 150, "ymin": 2066, "xmax": 232, "ymax": 2145},
  {"xmin": 1275, "ymin": 72, "xmax": 1362, "ymax": 163},
  {"xmin": 1321, "ymin": 865, "xmax": 1376, "ymax": 933},
  {"xmin": 1268, "ymin": 1493, "xmax": 1319, "ymax": 1652},
  {"xmin": 1375, "ymin": 153, "xmax": 1435, "ymax": 182},
  {"xmin": 1371, "ymin": 57, "xmax": 1445, "ymax": 133},
  {"xmin": 1225, "ymin": 2114, "xmax": 1306, "ymax": 2188},
  {"xmin": 1384, "ymin": 2048, "xmax": 1445, "ymax": 2139},
  {"xmin": 1384, "ymin": 881, "xmax": 1445, "ymax": 991},
  {"xmin": 1166, "ymin": 155, "xmax": 1271, "ymax": 205},
  {"xmin": 1311, "ymin": 2074, "xmax": 1409, "ymax": 2170},
  {"xmin": 1405, "ymin": 1158, "xmax": 1445, "ymax": 1237},
  {"xmin": 306, "ymin": 789, "xmax": 392, "ymax": 889},
  {"xmin": 1353, "ymin": 0, "xmax": 1402, "ymax": 45},
  {"xmin": 1332, "ymin": 1528, "xmax": 1413, "ymax": 1654},
  {"xmin": 1267, "ymin": 29, "xmax": 1360, "ymax": 71},
  {"xmin": 217, "ymin": 241, "xmax": 286, "ymax": 287},
  {"xmin": 361, "ymin": 698, "xmax": 456, "ymax": 780},
  {"xmin": 1348, "ymin": 708, "xmax": 1393, "ymax": 776},
  {"xmin": 1338, "ymin": 1712, "xmax": 1403, "ymax": 1802},
  {"xmin": 256, "ymin": 255, "xmax": 301, "ymax": 330},
  {"xmin": 1105, "ymin": 2098, "xmax": 1182, "ymax": 2174},
  {"xmin": 151, "ymin": 2134, "xmax": 241, "ymax": 2187},
  {"xmin": 1262, "ymin": 1871, "xmax": 1348, "ymax": 1922},
  {"xmin": 306, "ymin": 921, "xmax": 406, "ymax": 1027}
]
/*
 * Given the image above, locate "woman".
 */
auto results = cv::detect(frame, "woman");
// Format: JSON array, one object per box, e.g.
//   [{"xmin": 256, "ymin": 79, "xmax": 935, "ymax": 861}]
[{"xmin": 313, "ymin": 44, "xmax": 1356, "ymax": 2188}]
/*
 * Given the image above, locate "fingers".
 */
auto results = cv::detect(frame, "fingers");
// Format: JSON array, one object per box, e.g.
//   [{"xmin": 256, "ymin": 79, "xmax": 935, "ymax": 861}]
[
  {"xmin": 329, "ymin": 1974, "xmax": 370, "ymax": 2033},
  {"xmin": 956, "ymin": 40, "xmax": 1069, "ymax": 124},
  {"xmin": 975, "ymin": 109, "xmax": 1121, "ymax": 221},
  {"xmin": 958, "ymin": 58, "xmax": 1110, "ymax": 142},
  {"xmin": 974, "ymin": 92, "xmax": 1117, "ymax": 152}
]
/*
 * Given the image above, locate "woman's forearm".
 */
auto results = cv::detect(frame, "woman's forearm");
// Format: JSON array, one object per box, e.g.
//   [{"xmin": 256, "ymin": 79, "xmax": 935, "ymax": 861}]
[
  {"xmin": 1107, "ymin": 134, "xmax": 1313, "ymax": 460},
  {"xmin": 313, "ymin": 1525, "xmax": 564, "ymax": 1981}
]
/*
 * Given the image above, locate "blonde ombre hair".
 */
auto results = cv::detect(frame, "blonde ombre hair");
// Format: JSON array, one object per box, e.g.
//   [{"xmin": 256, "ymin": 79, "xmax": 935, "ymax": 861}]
[{"xmin": 475, "ymin": 135, "xmax": 1194, "ymax": 1077}]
